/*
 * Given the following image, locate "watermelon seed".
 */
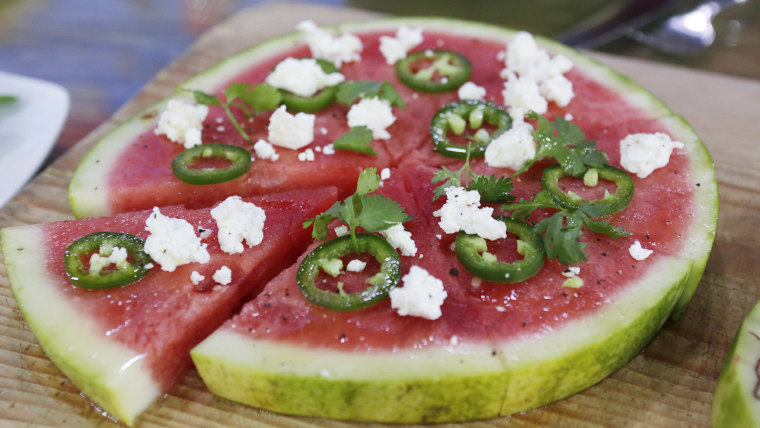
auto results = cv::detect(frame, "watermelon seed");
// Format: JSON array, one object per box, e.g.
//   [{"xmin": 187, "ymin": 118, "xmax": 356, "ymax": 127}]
[
  {"xmin": 521, "ymin": 322, "xmax": 527, "ymax": 327},
  {"xmin": 449, "ymin": 268, "xmax": 458, "ymax": 276}
]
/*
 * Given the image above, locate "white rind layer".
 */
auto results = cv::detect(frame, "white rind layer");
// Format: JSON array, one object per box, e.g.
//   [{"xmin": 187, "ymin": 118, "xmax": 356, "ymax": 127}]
[{"xmin": 1, "ymin": 226, "xmax": 161, "ymax": 426}]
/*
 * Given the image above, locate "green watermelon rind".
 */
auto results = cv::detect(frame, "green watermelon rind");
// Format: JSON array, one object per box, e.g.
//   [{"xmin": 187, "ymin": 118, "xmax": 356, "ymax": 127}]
[
  {"xmin": 191, "ymin": 254, "xmax": 693, "ymax": 422},
  {"xmin": 713, "ymin": 298, "xmax": 760, "ymax": 427},
  {"xmin": 1, "ymin": 226, "xmax": 160, "ymax": 426}
]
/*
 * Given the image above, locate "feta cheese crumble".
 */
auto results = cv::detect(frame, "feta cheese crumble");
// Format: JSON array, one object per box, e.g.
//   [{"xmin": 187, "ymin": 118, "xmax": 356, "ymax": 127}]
[
  {"xmin": 484, "ymin": 118, "xmax": 536, "ymax": 169},
  {"xmin": 268, "ymin": 105, "xmax": 315, "ymax": 150},
  {"xmin": 265, "ymin": 57, "xmax": 345, "ymax": 97},
  {"xmin": 457, "ymin": 81, "xmax": 487, "ymax": 101},
  {"xmin": 334, "ymin": 225, "xmax": 349, "ymax": 237},
  {"xmin": 298, "ymin": 148, "xmax": 316, "ymax": 162},
  {"xmin": 433, "ymin": 187, "xmax": 507, "ymax": 240},
  {"xmin": 322, "ymin": 143, "xmax": 335, "ymax": 155},
  {"xmin": 629, "ymin": 240, "xmax": 654, "ymax": 261},
  {"xmin": 296, "ymin": 20, "xmax": 363, "ymax": 67},
  {"xmin": 347, "ymin": 97, "xmax": 396, "ymax": 140},
  {"xmin": 190, "ymin": 271, "xmax": 205, "ymax": 285},
  {"xmin": 380, "ymin": 223, "xmax": 417, "ymax": 256},
  {"xmin": 390, "ymin": 265, "xmax": 447, "ymax": 320},
  {"xmin": 346, "ymin": 259, "xmax": 367, "ymax": 272},
  {"xmin": 213, "ymin": 266, "xmax": 232, "ymax": 285},
  {"xmin": 379, "ymin": 26, "xmax": 424, "ymax": 65},
  {"xmin": 210, "ymin": 196, "xmax": 266, "ymax": 255},
  {"xmin": 500, "ymin": 31, "xmax": 574, "ymax": 114},
  {"xmin": 154, "ymin": 99, "xmax": 208, "ymax": 149},
  {"xmin": 380, "ymin": 167, "xmax": 391, "ymax": 181},
  {"xmin": 144, "ymin": 207, "xmax": 210, "ymax": 272},
  {"xmin": 253, "ymin": 139, "xmax": 280, "ymax": 161},
  {"xmin": 619, "ymin": 132, "xmax": 685, "ymax": 178}
]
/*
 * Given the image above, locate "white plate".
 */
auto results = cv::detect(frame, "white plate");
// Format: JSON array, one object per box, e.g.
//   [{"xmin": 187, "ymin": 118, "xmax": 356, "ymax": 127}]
[{"xmin": 0, "ymin": 71, "xmax": 69, "ymax": 208}]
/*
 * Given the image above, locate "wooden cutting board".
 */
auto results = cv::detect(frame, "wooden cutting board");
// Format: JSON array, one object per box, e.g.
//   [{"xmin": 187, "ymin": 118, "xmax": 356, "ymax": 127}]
[{"xmin": 1, "ymin": 2, "xmax": 759, "ymax": 427}]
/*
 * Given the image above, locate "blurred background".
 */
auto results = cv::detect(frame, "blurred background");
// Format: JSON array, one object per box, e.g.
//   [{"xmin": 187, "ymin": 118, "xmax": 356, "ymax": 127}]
[{"xmin": 0, "ymin": 0, "xmax": 757, "ymax": 162}]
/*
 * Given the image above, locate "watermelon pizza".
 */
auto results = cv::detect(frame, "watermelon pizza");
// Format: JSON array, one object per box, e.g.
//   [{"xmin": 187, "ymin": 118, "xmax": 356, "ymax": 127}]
[{"xmin": 2, "ymin": 16, "xmax": 717, "ymax": 425}]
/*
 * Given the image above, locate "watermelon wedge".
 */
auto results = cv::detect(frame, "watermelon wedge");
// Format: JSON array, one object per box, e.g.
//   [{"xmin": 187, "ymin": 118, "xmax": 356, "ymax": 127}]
[
  {"xmin": 0, "ymin": 188, "xmax": 337, "ymax": 425},
  {"xmin": 713, "ymin": 298, "xmax": 760, "ymax": 427}
]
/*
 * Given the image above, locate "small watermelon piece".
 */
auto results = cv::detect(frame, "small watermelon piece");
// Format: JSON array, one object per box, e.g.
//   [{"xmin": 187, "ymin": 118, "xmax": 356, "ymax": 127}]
[
  {"xmin": 713, "ymin": 298, "xmax": 760, "ymax": 427},
  {"xmin": 1, "ymin": 188, "xmax": 337, "ymax": 425}
]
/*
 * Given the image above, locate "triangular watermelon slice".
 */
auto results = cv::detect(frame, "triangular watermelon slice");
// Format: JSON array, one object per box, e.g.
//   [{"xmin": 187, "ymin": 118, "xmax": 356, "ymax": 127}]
[{"xmin": 0, "ymin": 187, "xmax": 337, "ymax": 425}]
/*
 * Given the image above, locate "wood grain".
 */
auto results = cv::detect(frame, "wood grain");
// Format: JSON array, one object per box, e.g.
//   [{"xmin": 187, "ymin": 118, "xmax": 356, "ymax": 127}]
[{"xmin": 0, "ymin": 2, "xmax": 758, "ymax": 426}]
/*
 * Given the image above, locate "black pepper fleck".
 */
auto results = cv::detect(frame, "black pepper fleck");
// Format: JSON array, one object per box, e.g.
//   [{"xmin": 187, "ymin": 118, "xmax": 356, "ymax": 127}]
[{"xmin": 449, "ymin": 268, "xmax": 459, "ymax": 276}]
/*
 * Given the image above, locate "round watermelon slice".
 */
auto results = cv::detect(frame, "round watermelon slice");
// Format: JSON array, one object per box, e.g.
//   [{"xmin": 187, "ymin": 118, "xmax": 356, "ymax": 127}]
[
  {"xmin": 28, "ymin": 14, "xmax": 716, "ymax": 424},
  {"xmin": 713, "ymin": 298, "xmax": 760, "ymax": 427}
]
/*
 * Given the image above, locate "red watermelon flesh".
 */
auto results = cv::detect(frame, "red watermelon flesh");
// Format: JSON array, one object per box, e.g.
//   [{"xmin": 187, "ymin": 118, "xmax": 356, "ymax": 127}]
[
  {"xmin": 218, "ymin": 174, "xmax": 494, "ymax": 352},
  {"xmin": 396, "ymin": 162, "xmax": 688, "ymax": 338},
  {"xmin": 100, "ymin": 30, "xmax": 672, "ymax": 217},
  {"xmin": 38, "ymin": 187, "xmax": 336, "ymax": 391}
]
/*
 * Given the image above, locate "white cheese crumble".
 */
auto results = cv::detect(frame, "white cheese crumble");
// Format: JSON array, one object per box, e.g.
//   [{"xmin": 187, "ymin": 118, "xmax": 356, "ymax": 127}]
[
  {"xmin": 265, "ymin": 57, "xmax": 345, "ymax": 97},
  {"xmin": 564, "ymin": 112, "xmax": 574, "ymax": 121},
  {"xmin": 381, "ymin": 223, "xmax": 417, "ymax": 257},
  {"xmin": 334, "ymin": 225, "xmax": 349, "ymax": 237},
  {"xmin": 322, "ymin": 143, "xmax": 335, "ymax": 155},
  {"xmin": 296, "ymin": 20, "xmax": 363, "ymax": 67},
  {"xmin": 619, "ymin": 132, "xmax": 685, "ymax": 178},
  {"xmin": 253, "ymin": 139, "xmax": 280, "ymax": 161},
  {"xmin": 347, "ymin": 97, "xmax": 396, "ymax": 140},
  {"xmin": 210, "ymin": 196, "xmax": 266, "ymax": 255},
  {"xmin": 433, "ymin": 186, "xmax": 507, "ymax": 240},
  {"xmin": 390, "ymin": 265, "xmax": 447, "ymax": 320},
  {"xmin": 190, "ymin": 271, "xmax": 205, "ymax": 285},
  {"xmin": 629, "ymin": 240, "xmax": 654, "ymax": 261},
  {"xmin": 380, "ymin": 167, "xmax": 391, "ymax": 181},
  {"xmin": 501, "ymin": 71, "xmax": 547, "ymax": 118},
  {"xmin": 346, "ymin": 259, "xmax": 367, "ymax": 272},
  {"xmin": 500, "ymin": 31, "xmax": 574, "ymax": 112},
  {"xmin": 457, "ymin": 81, "xmax": 487, "ymax": 100},
  {"xmin": 268, "ymin": 105, "xmax": 315, "ymax": 150},
  {"xmin": 379, "ymin": 26, "xmax": 424, "ymax": 65},
  {"xmin": 154, "ymin": 99, "xmax": 208, "ymax": 149},
  {"xmin": 144, "ymin": 207, "xmax": 210, "ymax": 272},
  {"xmin": 88, "ymin": 246, "xmax": 128, "ymax": 274},
  {"xmin": 562, "ymin": 266, "xmax": 581, "ymax": 277},
  {"xmin": 213, "ymin": 266, "xmax": 232, "ymax": 285},
  {"xmin": 484, "ymin": 118, "xmax": 536, "ymax": 169},
  {"xmin": 298, "ymin": 148, "xmax": 316, "ymax": 162}
]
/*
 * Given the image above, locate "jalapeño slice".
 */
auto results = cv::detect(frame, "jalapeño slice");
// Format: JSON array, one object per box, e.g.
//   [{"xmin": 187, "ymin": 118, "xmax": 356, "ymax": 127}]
[
  {"xmin": 396, "ymin": 49, "xmax": 471, "ymax": 93},
  {"xmin": 64, "ymin": 232, "xmax": 153, "ymax": 289},
  {"xmin": 541, "ymin": 164, "xmax": 634, "ymax": 218},
  {"xmin": 455, "ymin": 217, "xmax": 544, "ymax": 283},
  {"xmin": 277, "ymin": 58, "xmax": 341, "ymax": 113},
  {"xmin": 171, "ymin": 143, "xmax": 251, "ymax": 185},
  {"xmin": 297, "ymin": 233, "xmax": 400, "ymax": 311},
  {"xmin": 431, "ymin": 100, "xmax": 512, "ymax": 158}
]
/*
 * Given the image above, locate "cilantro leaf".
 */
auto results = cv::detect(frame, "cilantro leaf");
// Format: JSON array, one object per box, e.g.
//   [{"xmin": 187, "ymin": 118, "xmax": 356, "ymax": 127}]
[
  {"xmin": 356, "ymin": 167, "xmax": 381, "ymax": 195},
  {"xmin": 355, "ymin": 194, "xmax": 411, "ymax": 232},
  {"xmin": 333, "ymin": 126, "xmax": 376, "ymax": 156},
  {"xmin": 431, "ymin": 166, "xmax": 462, "ymax": 201},
  {"xmin": 469, "ymin": 175, "xmax": 515, "ymax": 204},
  {"xmin": 580, "ymin": 214, "xmax": 630, "ymax": 238},
  {"xmin": 303, "ymin": 168, "xmax": 412, "ymax": 252},
  {"xmin": 336, "ymin": 80, "xmax": 405, "ymax": 109},
  {"xmin": 534, "ymin": 212, "xmax": 588, "ymax": 265},
  {"xmin": 184, "ymin": 82, "xmax": 282, "ymax": 144},
  {"xmin": 502, "ymin": 191, "xmax": 557, "ymax": 219},
  {"xmin": 514, "ymin": 112, "xmax": 609, "ymax": 177}
]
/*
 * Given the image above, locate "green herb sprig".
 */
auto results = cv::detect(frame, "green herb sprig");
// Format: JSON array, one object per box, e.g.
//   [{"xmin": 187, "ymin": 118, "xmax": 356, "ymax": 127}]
[
  {"xmin": 513, "ymin": 112, "xmax": 608, "ymax": 177},
  {"xmin": 186, "ymin": 83, "xmax": 281, "ymax": 143},
  {"xmin": 431, "ymin": 143, "xmax": 515, "ymax": 204},
  {"xmin": 503, "ymin": 191, "xmax": 629, "ymax": 265},
  {"xmin": 304, "ymin": 168, "xmax": 412, "ymax": 253}
]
